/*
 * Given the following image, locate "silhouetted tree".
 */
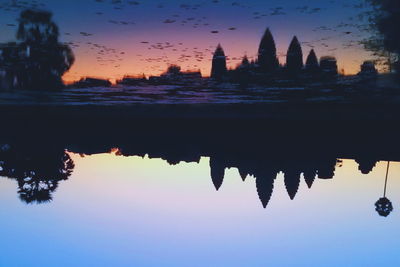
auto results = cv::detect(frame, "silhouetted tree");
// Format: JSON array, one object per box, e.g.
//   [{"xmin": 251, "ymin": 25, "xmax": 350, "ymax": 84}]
[
  {"xmin": 17, "ymin": 9, "xmax": 59, "ymax": 44},
  {"xmin": 356, "ymin": 158, "xmax": 377, "ymax": 174},
  {"xmin": 363, "ymin": 0, "xmax": 400, "ymax": 74},
  {"xmin": 166, "ymin": 64, "xmax": 182, "ymax": 75},
  {"xmin": 257, "ymin": 28, "xmax": 279, "ymax": 73},
  {"xmin": 0, "ymin": 42, "xmax": 23, "ymax": 89},
  {"xmin": 6, "ymin": 9, "xmax": 75, "ymax": 90},
  {"xmin": 286, "ymin": 36, "xmax": 303, "ymax": 74},
  {"xmin": 240, "ymin": 55, "xmax": 250, "ymax": 67},
  {"xmin": 211, "ymin": 44, "xmax": 227, "ymax": 81}
]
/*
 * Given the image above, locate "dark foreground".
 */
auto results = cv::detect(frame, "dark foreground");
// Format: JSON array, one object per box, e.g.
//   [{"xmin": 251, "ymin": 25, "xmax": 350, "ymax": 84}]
[{"xmin": 1, "ymin": 100, "xmax": 400, "ymax": 169}]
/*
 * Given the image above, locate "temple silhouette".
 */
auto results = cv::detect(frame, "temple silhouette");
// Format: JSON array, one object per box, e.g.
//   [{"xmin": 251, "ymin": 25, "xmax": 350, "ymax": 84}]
[
  {"xmin": 0, "ymin": 9, "xmax": 383, "ymax": 90},
  {"xmin": 210, "ymin": 28, "xmax": 341, "ymax": 85}
]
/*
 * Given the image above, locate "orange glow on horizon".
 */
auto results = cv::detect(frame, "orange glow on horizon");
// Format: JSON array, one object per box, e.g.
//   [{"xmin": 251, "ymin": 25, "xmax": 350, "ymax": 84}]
[
  {"xmin": 62, "ymin": 46, "xmax": 372, "ymax": 83},
  {"xmin": 61, "ymin": 28, "xmax": 375, "ymax": 83}
]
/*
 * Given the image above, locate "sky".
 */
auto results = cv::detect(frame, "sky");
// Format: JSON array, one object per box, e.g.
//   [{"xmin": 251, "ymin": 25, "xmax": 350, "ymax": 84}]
[
  {"xmin": 0, "ymin": 155, "xmax": 399, "ymax": 266},
  {"xmin": 0, "ymin": 0, "xmax": 374, "ymax": 82}
]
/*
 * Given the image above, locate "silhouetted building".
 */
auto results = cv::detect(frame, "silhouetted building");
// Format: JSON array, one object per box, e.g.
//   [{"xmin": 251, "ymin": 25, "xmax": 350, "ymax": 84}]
[
  {"xmin": 117, "ymin": 74, "xmax": 147, "ymax": 85},
  {"xmin": 284, "ymin": 169, "xmax": 301, "ymax": 200},
  {"xmin": 303, "ymin": 168, "xmax": 317, "ymax": 188},
  {"xmin": 320, "ymin": 56, "xmax": 338, "ymax": 78},
  {"xmin": 257, "ymin": 28, "xmax": 279, "ymax": 73},
  {"xmin": 317, "ymin": 158, "xmax": 337, "ymax": 179},
  {"xmin": 239, "ymin": 168, "xmax": 249, "ymax": 181},
  {"xmin": 358, "ymin": 61, "xmax": 378, "ymax": 79},
  {"xmin": 73, "ymin": 77, "xmax": 112, "ymax": 88},
  {"xmin": 234, "ymin": 55, "xmax": 256, "ymax": 85},
  {"xmin": 305, "ymin": 49, "xmax": 320, "ymax": 71},
  {"xmin": 255, "ymin": 171, "xmax": 276, "ymax": 208},
  {"xmin": 286, "ymin": 36, "xmax": 303, "ymax": 74},
  {"xmin": 149, "ymin": 64, "xmax": 202, "ymax": 85},
  {"xmin": 211, "ymin": 44, "xmax": 227, "ymax": 81},
  {"xmin": 210, "ymin": 157, "xmax": 225, "ymax": 190}
]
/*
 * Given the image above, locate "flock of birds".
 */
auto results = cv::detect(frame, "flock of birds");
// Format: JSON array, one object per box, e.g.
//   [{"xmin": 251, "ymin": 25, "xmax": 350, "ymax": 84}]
[{"xmin": 0, "ymin": 0, "xmax": 372, "ymax": 78}]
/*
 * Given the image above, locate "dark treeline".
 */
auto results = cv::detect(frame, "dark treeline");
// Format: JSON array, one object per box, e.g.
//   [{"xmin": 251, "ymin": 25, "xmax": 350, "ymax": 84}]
[
  {"xmin": 363, "ymin": 0, "xmax": 400, "ymax": 75},
  {"xmin": 0, "ymin": 9, "xmax": 74, "ymax": 90},
  {"xmin": 0, "ymin": 113, "xmax": 398, "ymax": 216}
]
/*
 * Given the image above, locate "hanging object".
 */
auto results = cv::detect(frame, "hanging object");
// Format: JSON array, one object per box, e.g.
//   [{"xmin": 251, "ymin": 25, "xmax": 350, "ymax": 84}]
[{"xmin": 375, "ymin": 161, "xmax": 393, "ymax": 217}]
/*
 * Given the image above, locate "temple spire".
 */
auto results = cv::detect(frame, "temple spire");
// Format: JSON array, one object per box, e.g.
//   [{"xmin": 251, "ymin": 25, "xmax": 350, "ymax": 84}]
[
  {"xmin": 286, "ymin": 36, "xmax": 303, "ymax": 73},
  {"xmin": 211, "ymin": 44, "xmax": 227, "ymax": 81},
  {"xmin": 257, "ymin": 28, "xmax": 279, "ymax": 72}
]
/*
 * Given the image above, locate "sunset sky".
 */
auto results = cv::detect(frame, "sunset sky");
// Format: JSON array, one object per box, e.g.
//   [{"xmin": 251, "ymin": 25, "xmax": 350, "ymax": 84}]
[{"xmin": 0, "ymin": 0, "xmax": 373, "ymax": 82}]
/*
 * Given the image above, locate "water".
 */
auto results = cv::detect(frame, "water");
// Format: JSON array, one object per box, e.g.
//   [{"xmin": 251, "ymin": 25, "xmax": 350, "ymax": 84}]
[
  {"xmin": 0, "ymin": 151, "xmax": 399, "ymax": 267},
  {"xmin": 0, "ymin": 85, "xmax": 339, "ymax": 106}
]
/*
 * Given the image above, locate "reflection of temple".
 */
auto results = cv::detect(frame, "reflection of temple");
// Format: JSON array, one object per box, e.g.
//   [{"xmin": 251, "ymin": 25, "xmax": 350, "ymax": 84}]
[
  {"xmin": 0, "ymin": 136, "xmax": 392, "ymax": 209},
  {"xmin": 0, "ymin": 113, "xmax": 399, "ymax": 209},
  {"xmin": 209, "ymin": 155, "xmax": 340, "ymax": 208}
]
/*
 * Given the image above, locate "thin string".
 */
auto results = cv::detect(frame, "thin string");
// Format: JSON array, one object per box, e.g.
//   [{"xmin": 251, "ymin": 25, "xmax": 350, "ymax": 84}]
[{"xmin": 384, "ymin": 161, "xmax": 390, "ymax": 197}]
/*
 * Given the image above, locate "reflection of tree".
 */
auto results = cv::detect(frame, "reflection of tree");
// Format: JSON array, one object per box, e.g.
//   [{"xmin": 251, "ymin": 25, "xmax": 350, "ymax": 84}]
[
  {"xmin": 375, "ymin": 161, "xmax": 393, "ymax": 217},
  {"xmin": 356, "ymin": 158, "xmax": 377, "ymax": 174},
  {"xmin": 0, "ymin": 144, "xmax": 74, "ymax": 204}
]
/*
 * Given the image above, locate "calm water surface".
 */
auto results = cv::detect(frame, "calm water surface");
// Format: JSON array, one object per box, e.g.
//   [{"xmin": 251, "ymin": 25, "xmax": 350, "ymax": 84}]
[{"xmin": 0, "ymin": 152, "xmax": 399, "ymax": 267}]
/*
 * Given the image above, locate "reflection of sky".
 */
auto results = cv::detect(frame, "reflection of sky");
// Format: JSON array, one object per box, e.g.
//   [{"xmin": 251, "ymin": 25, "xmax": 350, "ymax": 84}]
[
  {"xmin": 0, "ymin": 0, "xmax": 373, "ymax": 82},
  {"xmin": 0, "ymin": 154, "xmax": 399, "ymax": 267}
]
